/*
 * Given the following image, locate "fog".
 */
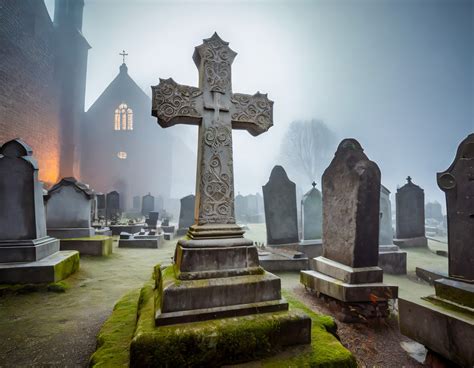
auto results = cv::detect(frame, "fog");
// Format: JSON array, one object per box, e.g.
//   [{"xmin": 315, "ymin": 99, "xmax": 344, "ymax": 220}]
[{"xmin": 46, "ymin": 0, "xmax": 473, "ymax": 208}]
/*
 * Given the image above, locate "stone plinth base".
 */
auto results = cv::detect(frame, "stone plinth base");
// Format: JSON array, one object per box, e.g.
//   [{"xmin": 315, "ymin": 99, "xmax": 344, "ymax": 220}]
[
  {"xmin": 109, "ymin": 224, "xmax": 146, "ymax": 236},
  {"xmin": 378, "ymin": 246, "xmax": 407, "ymax": 274},
  {"xmin": 311, "ymin": 256, "xmax": 383, "ymax": 284},
  {"xmin": 0, "ymin": 236, "xmax": 59, "ymax": 263},
  {"xmin": 259, "ymin": 252, "xmax": 309, "ymax": 272},
  {"xmin": 0, "ymin": 250, "xmax": 79, "ymax": 284},
  {"xmin": 399, "ymin": 296, "xmax": 474, "ymax": 367},
  {"xmin": 393, "ymin": 236, "xmax": 428, "ymax": 248},
  {"xmin": 47, "ymin": 227, "xmax": 95, "ymax": 239},
  {"xmin": 60, "ymin": 236, "xmax": 113, "ymax": 256},
  {"xmin": 415, "ymin": 267, "xmax": 448, "ymax": 285},
  {"xmin": 118, "ymin": 237, "xmax": 161, "ymax": 249},
  {"xmin": 298, "ymin": 239, "xmax": 323, "ymax": 259},
  {"xmin": 94, "ymin": 228, "xmax": 112, "ymax": 237}
]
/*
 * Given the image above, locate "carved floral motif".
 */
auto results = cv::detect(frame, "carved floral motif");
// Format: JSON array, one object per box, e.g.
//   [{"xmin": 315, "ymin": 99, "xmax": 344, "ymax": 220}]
[{"xmin": 231, "ymin": 93, "xmax": 274, "ymax": 134}]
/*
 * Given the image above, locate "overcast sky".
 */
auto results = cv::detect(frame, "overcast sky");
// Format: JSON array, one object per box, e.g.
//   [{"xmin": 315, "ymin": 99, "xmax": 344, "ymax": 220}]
[{"xmin": 46, "ymin": 0, "xmax": 473, "ymax": 207}]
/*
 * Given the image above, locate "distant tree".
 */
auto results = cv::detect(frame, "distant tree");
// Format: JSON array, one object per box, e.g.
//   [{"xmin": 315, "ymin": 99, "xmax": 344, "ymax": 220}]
[{"xmin": 279, "ymin": 119, "xmax": 337, "ymax": 184}]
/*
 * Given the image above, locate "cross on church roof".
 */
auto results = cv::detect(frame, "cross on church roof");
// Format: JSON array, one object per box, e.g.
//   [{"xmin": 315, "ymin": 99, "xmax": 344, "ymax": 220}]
[
  {"xmin": 312, "ymin": 181, "xmax": 316, "ymax": 188},
  {"xmin": 407, "ymin": 176, "xmax": 412, "ymax": 184},
  {"xmin": 119, "ymin": 50, "xmax": 128, "ymax": 64}
]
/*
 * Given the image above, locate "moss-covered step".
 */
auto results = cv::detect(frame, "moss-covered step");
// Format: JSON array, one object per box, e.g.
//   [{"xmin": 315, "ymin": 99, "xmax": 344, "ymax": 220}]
[
  {"xmin": 90, "ymin": 279, "xmax": 356, "ymax": 367},
  {"xmin": 60, "ymin": 235, "xmax": 113, "ymax": 256},
  {"xmin": 0, "ymin": 250, "xmax": 80, "ymax": 284}
]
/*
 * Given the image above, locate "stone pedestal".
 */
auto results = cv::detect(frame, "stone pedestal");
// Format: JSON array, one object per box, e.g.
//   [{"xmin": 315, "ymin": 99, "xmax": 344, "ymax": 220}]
[
  {"xmin": 118, "ymin": 233, "xmax": 163, "ymax": 249},
  {"xmin": 378, "ymin": 244, "xmax": 407, "ymax": 274},
  {"xmin": 48, "ymin": 227, "xmax": 95, "ymax": 239},
  {"xmin": 298, "ymin": 239, "xmax": 323, "ymax": 259},
  {"xmin": 60, "ymin": 236, "xmax": 113, "ymax": 256},
  {"xmin": 393, "ymin": 236, "xmax": 428, "ymax": 248}
]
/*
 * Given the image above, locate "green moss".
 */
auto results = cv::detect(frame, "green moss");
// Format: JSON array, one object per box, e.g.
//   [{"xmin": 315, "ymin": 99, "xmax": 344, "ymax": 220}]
[
  {"xmin": 62, "ymin": 235, "xmax": 111, "ymax": 241},
  {"xmin": 54, "ymin": 251, "xmax": 80, "ymax": 281},
  {"xmin": 89, "ymin": 288, "xmax": 141, "ymax": 368},
  {"xmin": 0, "ymin": 283, "xmax": 42, "ymax": 296},
  {"xmin": 47, "ymin": 281, "xmax": 69, "ymax": 293}
]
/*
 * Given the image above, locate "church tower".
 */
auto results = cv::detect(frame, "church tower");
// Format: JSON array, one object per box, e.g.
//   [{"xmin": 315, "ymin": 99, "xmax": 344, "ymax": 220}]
[{"xmin": 53, "ymin": 0, "xmax": 90, "ymax": 178}]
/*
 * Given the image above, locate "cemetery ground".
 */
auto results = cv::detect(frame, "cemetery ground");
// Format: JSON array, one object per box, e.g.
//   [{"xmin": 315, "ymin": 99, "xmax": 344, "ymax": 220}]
[{"xmin": 0, "ymin": 224, "xmax": 447, "ymax": 367}]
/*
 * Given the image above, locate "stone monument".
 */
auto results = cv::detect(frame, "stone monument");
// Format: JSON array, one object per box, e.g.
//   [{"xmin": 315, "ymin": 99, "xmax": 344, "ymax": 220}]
[
  {"xmin": 399, "ymin": 134, "xmax": 474, "ymax": 367},
  {"xmin": 106, "ymin": 190, "xmax": 120, "ymax": 222},
  {"xmin": 301, "ymin": 139, "xmax": 398, "ymax": 322},
  {"xmin": 45, "ymin": 177, "xmax": 95, "ymax": 239},
  {"xmin": 0, "ymin": 139, "xmax": 79, "ymax": 283},
  {"xmin": 299, "ymin": 181, "xmax": 323, "ymax": 258},
  {"xmin": 131, "ymin": 33, "xmax": 310, "ymax": 365},
  {"xmin": 141, "ymin": 193, "xmax": 155, "ymax": 216},
  {"xmin": 394, "ymin": 176, "xmax": 428, "ymax": 247},
  {"xmin": 96, "ymin": 193, "xmax": 106, "ymax": 219},
  {"xmin": 176, "ymin": 194, "xmax": 195, "ymax": 236},
  {"xmin": 262, "ymin": 165, "xmax": 299, "ymax": 246},
  {"xmin": 378, "ymin": 185, "xmax": 407, "ymax": 274}
]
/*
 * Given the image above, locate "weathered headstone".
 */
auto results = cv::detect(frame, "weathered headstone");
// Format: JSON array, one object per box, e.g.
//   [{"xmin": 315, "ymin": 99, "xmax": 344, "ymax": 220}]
[
  {"xmin": 262, "ymin": 166, "xmax": 299, "ymax": 245},
  {"xmin": 378, "ymin": 185, "xmax": 407, "ymax": 274},
  {"xmin": 142, "ymin": 34, "xmax": 309, "ymax": 363},
  {"xmin": 176, "ymin": 194, "xmax": 195, "ymax": 236},
  {"xmin": 0, "ymin": 139, "xmax": 79, "ymax": 283},
  {"xmin": 141, "ymin": 193, "xmax": 155, "ymax": 216},
  {"xmin": 301, "ymin": 181, "xmax": 322, "ymax": 242},
  {"xmin": 399, "ymin": 134, "xmax": 474, "ymax": 367},
  {"xmin": 301, "ymin": 139, "xmax": 397, "ymax": 322},
  {"xmin": 45, "ymin": 177, "xmax": 95, "ymax": 239},
  {"xmin": 96, "ymin": 193, "xmax": 106, "ymax": 219},
  {"xmin": 106, "ymin": 191, "xmax": 120, "ymax": 222},
  {"xmin": 394, "ymin": 176, "xmax": 427, "ymax": 247}
]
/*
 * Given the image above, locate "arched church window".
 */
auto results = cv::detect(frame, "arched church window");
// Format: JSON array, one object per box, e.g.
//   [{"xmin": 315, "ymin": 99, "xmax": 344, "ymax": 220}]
[
  {"xmin": 117, "ymin": 151, "xmax": 127, "ymax": 159},
  {"xmin": 114, "ymin": 103, "xmax": 134, "ymax": 131}
]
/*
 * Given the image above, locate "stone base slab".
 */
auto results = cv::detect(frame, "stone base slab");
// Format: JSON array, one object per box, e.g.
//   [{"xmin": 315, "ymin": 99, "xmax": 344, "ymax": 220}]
[
  {"xmin": 301, "ymin": 269, "xmax": 398, "ymax": 302},
  {"xmin": 416, "ymin": 267, "xmax": 448, "ymax": 285},
  {"xmin": 399, "ymin": 297, "xmax": 474, "ymax": 367},
  {"xmin": 378, "ymin": 249, "xmax": 407, "ymax": 275},
  {"xmin": 312, "ymin": 256, "xmax": 383, "ymax": 284},
  {"xmin": 434, "ymin": 278, "xmax": 474, "ymax": 309},
  {"xmin": 161, "ymin": 225, "xmax": 175, "ymax": 233},
  {"xmin": 0, "ymin": 237, "xmax": 60, "ymax": 263},
  {"xmin": 393, "ymin": 236, "xmax": 428, "ymax": 248},
  {"xmin": 60, "ymin": 236, "xmax": 113, "ymax": 256},
  {"xmin": 118, "ymin": 238, "xmax": 161, "ymax": 249},
  {"xmin": 0, "ymin": 250, "xmax": 79, "ymax": 284},
  {"xmin": 109, "ymin": 224, "xmax": 146, "ymax": 236},
  {"xmin": 159, "ymin": 271, "xmax": 282, "ymax": 315},
  {"xmin": 187, "ymin": 223, "xmax": 245, "ymax": 239},
  {"xmin": 176, "ymin": 228, "xmax": 188, "ymax": 236},
  {"xmin": 298, "ymin": 239, "xmax": 323, "ymax": 259},
  {"xmin": 259, "ymin": 252, "xmax": 309, "ymax": 272},
  {"xmin": 47, "ymin": 227, "xmax": 95, "ymax": 239}
]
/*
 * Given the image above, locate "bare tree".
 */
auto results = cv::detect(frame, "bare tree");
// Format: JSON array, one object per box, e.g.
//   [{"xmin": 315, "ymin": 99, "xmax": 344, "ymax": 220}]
[{"xmin": 279, "ymin": 119, "xmax": 337, "ymax": 184}]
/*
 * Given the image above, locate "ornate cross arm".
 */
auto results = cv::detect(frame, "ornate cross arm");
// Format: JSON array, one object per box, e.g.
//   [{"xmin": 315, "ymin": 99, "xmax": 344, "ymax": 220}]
[
  {"xmin": 151, "ymin": 78, "xmax": 203, "ymax": 127},
  {"xmin": 230, "ymin": 92, "xmax": 274, "ymax": 136}
]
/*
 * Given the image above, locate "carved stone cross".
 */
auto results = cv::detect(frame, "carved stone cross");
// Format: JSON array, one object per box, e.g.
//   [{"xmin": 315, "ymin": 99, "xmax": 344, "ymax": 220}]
[{"xmin": 152, "ymin": 33, "xmax": 273, "ymax": 239}]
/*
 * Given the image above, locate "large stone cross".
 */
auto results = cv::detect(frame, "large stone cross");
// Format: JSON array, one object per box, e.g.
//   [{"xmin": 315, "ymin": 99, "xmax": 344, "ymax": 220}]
[{"xmin": 152, "ymin": 33, "xmax": 273, "ymax": 239}]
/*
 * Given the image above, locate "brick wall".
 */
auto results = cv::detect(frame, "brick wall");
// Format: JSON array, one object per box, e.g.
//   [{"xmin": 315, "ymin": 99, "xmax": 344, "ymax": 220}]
[{"xmin": 0, "ymin": 0, "xmax": 61, "ymax": 186}]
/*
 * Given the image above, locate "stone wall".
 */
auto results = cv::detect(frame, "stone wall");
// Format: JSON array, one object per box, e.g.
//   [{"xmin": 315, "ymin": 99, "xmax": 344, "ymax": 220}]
[{"xmin": 0, "ymin": 0, "xmax": 61, "ymax": 185}]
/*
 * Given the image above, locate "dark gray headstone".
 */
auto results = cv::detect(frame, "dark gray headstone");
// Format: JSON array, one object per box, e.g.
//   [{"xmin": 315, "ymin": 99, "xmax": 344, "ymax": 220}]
[
  {"xmin": 437, "ymin": 133, "xmax": 474, "ymax": 282},
  {"xmin": 322, "ymin": 139, "xmax": 381, "ymax": 268},
  {"xmin": 395, "ymin": 177, "xmax": 425, "ymax": 239},
  {"xmin": 142, "ymin": 193, "xmax": 155, "ymax": 216},
  {"xmin": 379, "ymin": 185, "xmax": 393, "ymax": 246},
  {"xmin": 106, "ymin": 191, "xmax": 120, "ymax": 220},
  {"xmin": 262, "ymin": 165, "xmax": 298, "ymax": 245},
  {"xmin": 301, "ymin": 182, "xmax": 322, "ymax": 241},
  {"xmin": 178, "ymin": 194, "xmax": 195, "ymax": 230},
  {"xmin": 96, "ymin": 193, "xmax": 106, "ymax": 219}
]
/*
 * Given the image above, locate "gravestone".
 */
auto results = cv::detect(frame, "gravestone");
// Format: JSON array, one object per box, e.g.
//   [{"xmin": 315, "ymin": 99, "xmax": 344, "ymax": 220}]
[
  {"xmin": 96, "ymin": 193, "xmax": 106, "ymax": 219},
  {"xmin": 298, "ymin": 182, "xmax": 323, "ymax": 258},
  {"xmin": 137, "ymin": 33, "xmax": 310, "ymax": 365},
  {"xmin": 394, "ymin": 176, "xmax": 427, "ymax": 247},
  {"xmin": 0, "ymin": 139, "xmax": 79, "ymax": 283},
  {"xmin": 425, "ymin": 201, "xmax": 443, "ymax": 222},
  {"xmin": 262, "ymin": 166, "xmax": 299, "ymax": 246},
  {"xmin": 142, "ymin": 193, "xmax": 155, "ymax": 216},
  {"xmin": 378, "ymin": 185, "xmax": 407, "ymax": 274},
  {"xmin": 45, "ymin": 177, "xmax": 95, "ymax": 239},
  {"xmin": 176, "ymin": 194, "xmax": 195, "ymax": 236},
  {"xmin": 106, "ymin": 191, "xmax": 120, "ymax": 222},
  {"xmin": 399, "ymin": 134, "xmax": 474, "ymax": 367},
  {"xmin": 133, "ymin": 196, "xmax": 141, "ymax": 210},
  {"xmin": 301, "ymin": 139, "xmax": 397, "ymax": 322}
]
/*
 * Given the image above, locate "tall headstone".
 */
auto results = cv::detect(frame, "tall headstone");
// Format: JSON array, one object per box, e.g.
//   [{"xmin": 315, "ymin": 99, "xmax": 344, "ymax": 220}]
[
  {"xmin": 45, "ymin": 177, "xmax": 95, "ymax": 239},
  {"xmin": 96, "ymin": 193, "xmax": 106, "ymax": 219},
  {"xmin": 176, "ymin": 194, "xmax": 195, "ymax": 236},
  {"xmin": 106, "ymin": 191, "xmax": 120, "ymax": 222},
  {"xmin": 301, "ymin": 139, "xmax": 397, "ymax": 322},
  {"xmin": 0, "ymin": 139, "xmax": 79, "ymax": 283},
  {"xmin": 142, "ymin": 193, "xmax": 155, "ymax": 216},
  {"xmin": 394, "ymin": 176, "xmax": 427, "ymax": 247},
  {"xmin": 400, "ymin": 134, "xmax": 474, "ymax": 367},
  {"xmin": 262, "ymin": 166, "xmax": 299, "ymax": 246},
  {"xmin": 378, "ymin": 185, "xmax": 407, "ymax": 274},
  {"xmin": 142, "ymin": 34, "xmax": 309, "ymax": 363},
  {"xmin": 298, "ymin": 182, "xmax": 323, "ymax": 258}
]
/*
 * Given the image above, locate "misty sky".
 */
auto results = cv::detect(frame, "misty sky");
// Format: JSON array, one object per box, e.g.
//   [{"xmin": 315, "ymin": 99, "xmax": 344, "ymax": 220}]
[{"xmin": 46, "ymin": 0, "xmax": 473, "ymax": 208}]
